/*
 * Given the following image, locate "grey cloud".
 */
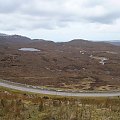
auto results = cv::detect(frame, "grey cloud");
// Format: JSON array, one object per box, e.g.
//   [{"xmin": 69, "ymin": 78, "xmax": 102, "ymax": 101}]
[
  {"xmin": 0, "ymin": 0, "xmax": 30, "ymax": 13},
  {"xmin": 0, "ymin": 13, "xmax": 67, "ymax": 31},
  {"xmin": 87, "ymin": 12, "xmax": 120, "ymax": 24},
  {"xmin": 0, "ymin": 0, "xmax": 21, "ymax": 13},
  {"xmin": 0, "ymin": 0, "xmax": 120, "ymax": 31},
  {"xmin": 84, "ymin": 0, "xmax": 104, "ymax": 7}
]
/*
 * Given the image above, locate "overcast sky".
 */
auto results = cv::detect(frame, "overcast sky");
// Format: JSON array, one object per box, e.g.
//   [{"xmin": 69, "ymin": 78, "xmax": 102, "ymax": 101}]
[{"xmin": 0, "ymin": 0, "xmax": 120, "ymax": 41}]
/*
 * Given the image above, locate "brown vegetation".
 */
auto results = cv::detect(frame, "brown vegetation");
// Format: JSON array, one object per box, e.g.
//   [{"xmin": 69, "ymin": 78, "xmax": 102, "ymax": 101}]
[
  {"xmin": 0, "ymin": 87, "xmax": 120, "ymax": 120},
  {"xmin": 0, "ymin": 35, "xmax": 120, "ymax": 91}
]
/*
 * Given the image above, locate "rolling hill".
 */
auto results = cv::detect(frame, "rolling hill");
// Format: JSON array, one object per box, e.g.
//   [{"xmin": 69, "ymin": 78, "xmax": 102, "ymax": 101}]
[{"xmin": 0, "ymin": 34, "xmax": 120, "ymax": 91}]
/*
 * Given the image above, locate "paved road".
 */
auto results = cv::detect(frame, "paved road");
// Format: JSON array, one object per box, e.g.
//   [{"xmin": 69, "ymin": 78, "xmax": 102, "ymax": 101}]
[{"xmin": 0, "ymin": 80, "xmax": 120, "ymax": 97}]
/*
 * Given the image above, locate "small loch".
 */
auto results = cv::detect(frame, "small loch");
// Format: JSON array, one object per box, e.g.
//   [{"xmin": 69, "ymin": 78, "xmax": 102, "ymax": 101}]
[{"xmin": 19, "ymin": 48, "xmax": 40, "ymax": 52}]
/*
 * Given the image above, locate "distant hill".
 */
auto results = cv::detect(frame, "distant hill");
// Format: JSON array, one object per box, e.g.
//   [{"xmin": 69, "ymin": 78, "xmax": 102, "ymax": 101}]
[
  {"xmin": 0, "ymin": 34, "xmax": 31, "ymax": 45},
  {"xmin": 0, "ymin": 33, "xmax": 8, "ymax": 36},
  {"xmin": 105, "ymin": 40, "xmax": 120, "ymax": 46}
]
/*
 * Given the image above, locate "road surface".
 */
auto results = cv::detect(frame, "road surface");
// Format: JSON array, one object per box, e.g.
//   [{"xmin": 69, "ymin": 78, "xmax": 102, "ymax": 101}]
[{"xmin": 0, "ymin": 80, "xmax": 120, "ymax": 97}]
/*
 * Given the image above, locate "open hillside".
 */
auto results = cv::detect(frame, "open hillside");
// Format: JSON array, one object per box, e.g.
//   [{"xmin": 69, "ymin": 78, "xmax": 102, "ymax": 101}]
[{"xmin": 0, "ymin": 35, "xmax": 120, "ymax": 91}]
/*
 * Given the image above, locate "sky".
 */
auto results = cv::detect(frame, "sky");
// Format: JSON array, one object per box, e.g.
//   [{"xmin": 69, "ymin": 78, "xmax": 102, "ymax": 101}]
[{"xmin": 0, "ymin": 0, "xmax": 120, "ymax": 42}]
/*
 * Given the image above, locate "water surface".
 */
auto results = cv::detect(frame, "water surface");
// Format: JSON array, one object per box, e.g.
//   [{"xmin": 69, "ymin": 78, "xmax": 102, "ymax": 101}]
[{"xmin": 19, "ymin": 48, "xmax": 40, "ymax": 52}]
